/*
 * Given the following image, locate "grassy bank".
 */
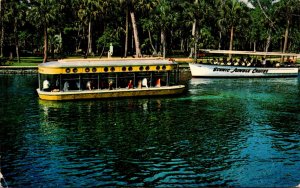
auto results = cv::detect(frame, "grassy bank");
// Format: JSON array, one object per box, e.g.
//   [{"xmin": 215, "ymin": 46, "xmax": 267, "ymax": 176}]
[
  {"xmin": 2, "ymin": 57, "xmax": 43, "ymax": 66},
  {"xmin": 1, "ymin": 56, "xmax": 299, "ymax": 67}
]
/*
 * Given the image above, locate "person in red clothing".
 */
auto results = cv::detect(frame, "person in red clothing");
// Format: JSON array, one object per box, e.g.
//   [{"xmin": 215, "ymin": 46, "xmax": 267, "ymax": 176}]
[
  {"xmin": 155, "ymin": 78, "xmax": 161, "ymax": 87},
  {"xmin": 128, "ymin": 80, "xmax": 133, "ymax": 89}
]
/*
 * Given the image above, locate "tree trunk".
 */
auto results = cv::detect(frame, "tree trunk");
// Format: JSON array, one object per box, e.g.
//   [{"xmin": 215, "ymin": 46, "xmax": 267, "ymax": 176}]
[
  {"xmin": 130, "ymin": 11, "xmax": 141, "ymax": 57},
  {"xmin": 195, "ymin": 29, "xmax": 198, "ymax": 60},
  {"xmin": 253, "ymin": 41, "xmax": 256, "ymax": 52},
  {"xmin": 124, "ymin": 8, "xmax": 128, "ymax": 57},
  {"xmin": 189, "ymin": 0, "xmax": 198, "ymax": 58},
  {"xmin": 161, "ymin": 30, "xmax": 166, "ymax": 58},
  {"xmin": 51, "ymin": 39, "xmax": 54, "ymax": 59},
  {"xmin": 180, "ymin": 39, "xmax": 184, "ymax": 51},
  {"xmin": 0, "ymin": 0, "xmax": 3, "ymax": 57},
  {"xmin": 229, "ymin": 25, "xmax": 234, "ymax": 58},
  {"xmin": 43, "ymin": 24, "xmax": 48, "ymax": 63},
  {"xmin": 148, "ymin": 30, "xmax": 157, "ymax": 55},
  {"xmin": 14, "ymin": 18, "xmax": 20, "ymax": 63},
  {"xmin": 189, "ymin": 18, "xmax": 196, "ymax": 58},
  {"xmin": 87, "ymin": 17, "xmax": 92, "ymax": 55},
  {"xmin": 218, "ymin": 31, "xmax": 222, "ymax": 50},
  {"xmin": 265, "ymin": 31, "xmax": 271, "ymax": 53},
  {"xmin": 283, "ymin": 19, "xmax": 289, "ymax": 53},
  {"xmin": 0, "ymin": 26, "xmax": 3, "ymax": 57}
]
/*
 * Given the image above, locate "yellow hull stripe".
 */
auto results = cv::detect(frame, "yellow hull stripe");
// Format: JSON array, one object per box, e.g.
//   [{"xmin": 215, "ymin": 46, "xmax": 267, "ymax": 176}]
[{"xmin": 37, "ymin": 86, "xmax": 185, "ymax": 101}]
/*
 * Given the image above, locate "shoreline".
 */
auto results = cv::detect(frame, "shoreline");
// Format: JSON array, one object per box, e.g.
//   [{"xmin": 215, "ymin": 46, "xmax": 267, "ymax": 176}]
[{"xmin": 0, "ymin": 63, "xmax": 299, "ymax": 74}]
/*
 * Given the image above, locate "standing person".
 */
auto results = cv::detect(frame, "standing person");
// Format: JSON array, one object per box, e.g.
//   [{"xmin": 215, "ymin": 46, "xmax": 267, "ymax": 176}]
[{"xmin": 142, "ymin": 78, "xmax": 148, "ymax": 88}]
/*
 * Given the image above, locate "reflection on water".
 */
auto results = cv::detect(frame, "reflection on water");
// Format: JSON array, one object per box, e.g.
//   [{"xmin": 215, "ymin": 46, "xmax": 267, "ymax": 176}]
[{"xmin": 0, "ymin": 75, "xmax": 300, "ymax": 187}]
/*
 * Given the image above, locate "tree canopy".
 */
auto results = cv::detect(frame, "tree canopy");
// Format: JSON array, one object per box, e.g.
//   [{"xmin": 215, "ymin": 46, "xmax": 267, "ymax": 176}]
[{"xmin": 0, "ymin": 0, "xmax": 299, "ymax": 62}]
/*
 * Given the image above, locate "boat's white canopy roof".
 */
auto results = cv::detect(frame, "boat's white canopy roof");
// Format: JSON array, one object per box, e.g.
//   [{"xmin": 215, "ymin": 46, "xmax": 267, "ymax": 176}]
[
  {"xmin": 200, "ymin": 49, "xmax": 298, "ymax": 57},
  {"xmin": 39, "ymin": 58, "xmax": 176, "ymax": 68}
]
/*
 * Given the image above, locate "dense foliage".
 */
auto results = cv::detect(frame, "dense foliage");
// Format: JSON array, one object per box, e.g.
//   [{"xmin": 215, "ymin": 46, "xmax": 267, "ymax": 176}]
[{"xmin": 0, "ymin": 0, "xmax": 299, "ymax": 62}]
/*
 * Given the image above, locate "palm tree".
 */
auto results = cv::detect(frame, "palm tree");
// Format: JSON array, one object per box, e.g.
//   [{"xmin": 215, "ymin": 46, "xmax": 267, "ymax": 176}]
[
  {"xmin": 27, "ymin": 0, "xmax": 60, "ymax": 63},
  {"xmin": 274, "ymin": 0, "xmax": 300, "ymax": 53},
  {"xmin": 218, "ymin": 0, "xmax": 249, "ymax": 56},
  {"xmin": 189, "ymin": 0, "xmax": 198, "ymax": 58},
  {"xmin": 0, "ymin": 0, "xmax": 5, "ymax": 57},
  {"xmin": 119, "ymin": 0, "xmax": 133, "ymax": 57},
  {"xmin": 251, "ymin": 0, "xmax": 277, "ymax": 53},
  {"xmin": 77, "ymin": 0, "xmax": 106, "ymax": 56},
  {"xmin": 119, "ymin": 0, "xmax": 143, "ymax": 57},
  {"xmin": 7, "ymin": 1, "xmax": 27, "ymax": 63}
]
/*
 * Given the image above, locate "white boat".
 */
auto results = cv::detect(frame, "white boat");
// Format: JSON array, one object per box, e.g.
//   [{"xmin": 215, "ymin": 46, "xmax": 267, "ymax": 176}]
[{"xmin": 189, "ymin": 50, "xmax": 299, "ymax": 78}]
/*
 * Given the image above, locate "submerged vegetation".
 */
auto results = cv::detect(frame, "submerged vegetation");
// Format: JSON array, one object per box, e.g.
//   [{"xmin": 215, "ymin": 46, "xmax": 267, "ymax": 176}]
[{"xmin": 0, "ymin": 0, "xmax": 300, "ymax": 63}]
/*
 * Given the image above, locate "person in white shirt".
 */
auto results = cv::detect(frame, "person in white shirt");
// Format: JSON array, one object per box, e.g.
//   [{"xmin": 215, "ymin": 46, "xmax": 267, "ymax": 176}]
[
  {"xmin": 142, "ymin": 78, "xmax": 148, "ymax": 88},
  {"xmin": 43, "ymin": 79, "xmax": 50, "ymax": 91}
]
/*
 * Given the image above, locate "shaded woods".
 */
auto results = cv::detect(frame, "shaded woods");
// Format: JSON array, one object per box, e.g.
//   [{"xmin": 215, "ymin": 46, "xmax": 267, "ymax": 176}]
[{"xmin": 0, "ymin": 0, "xmax": 300, "ymax": 62}]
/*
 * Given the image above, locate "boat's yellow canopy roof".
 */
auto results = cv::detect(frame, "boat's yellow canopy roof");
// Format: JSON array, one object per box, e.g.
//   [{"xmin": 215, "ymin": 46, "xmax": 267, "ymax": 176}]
[
  {"xmin": 200, "ymin": 50, "xmax": 298, "ymax": 57},
  {"xmin": 38, "ymin": 58, "xmax": 178, "ymax": 74},
  {"xmin": 39, "ymin": 58, "xmax": 176, "ymax": 68}
]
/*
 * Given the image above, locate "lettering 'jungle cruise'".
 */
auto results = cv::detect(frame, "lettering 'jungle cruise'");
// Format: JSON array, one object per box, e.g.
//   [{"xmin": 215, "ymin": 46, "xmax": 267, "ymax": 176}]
[{"xmin": 213, "ymin": 67, "xmax": 268, "ymax": 74}]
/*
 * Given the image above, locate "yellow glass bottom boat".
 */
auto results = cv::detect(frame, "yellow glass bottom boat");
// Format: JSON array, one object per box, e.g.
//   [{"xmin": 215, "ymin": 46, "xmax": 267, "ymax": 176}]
[{"xmin": 37, "ymin": 58, "xmax": 185, "ymax": 100}]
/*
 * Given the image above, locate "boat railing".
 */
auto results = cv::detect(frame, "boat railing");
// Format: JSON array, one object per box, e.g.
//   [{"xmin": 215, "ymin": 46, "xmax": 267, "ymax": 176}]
[{"xmin": 195, "ymin": 58, "xmax": 296, "ymax": 68}]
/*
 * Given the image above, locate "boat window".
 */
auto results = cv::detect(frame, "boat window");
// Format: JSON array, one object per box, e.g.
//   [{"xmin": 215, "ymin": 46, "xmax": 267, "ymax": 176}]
[
  {"xmin": 152, "ymin": 72, "xmax": 168, "ymax": 87},
  {"xmin": 61, "ymin": 74, "xmax": 80, "ymax": 91},
  {"xmin": 168, "ymin": 71, "xmax": 178, "ymax": 86},
  {"xmin": 117, "ymin": 73, "xmax": 135, "ymax": 88},
  {"xmin": 39, "ymin": 74, "xmax": 60, "ymax": 92},
  {"xmin": 100, "ymin": 73, "xmax": 117, "ymax": 90},
  {"xmin": 81, "ymin": 74, "xmax": 99, "ymax": 90},
  {"xmin": 135, "ymin": 72, "xmax": 151, "ymax": 88}
]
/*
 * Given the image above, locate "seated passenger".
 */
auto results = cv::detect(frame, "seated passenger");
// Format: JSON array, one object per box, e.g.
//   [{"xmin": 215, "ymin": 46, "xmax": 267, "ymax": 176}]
[
  {"xmin": 109, "ymin": 80, "xmax": 113, "ymax": 90},
  {"xmin": 155, "ymin": 78, "xmax": 161, "ymax": 87},
  {"xmin": 262, "ymin": 58, "xmax": 266, "ymax": 67},
  {"xmin": 43, "ymin": 79, "xmax": 51, "ymax": 92},
  {"xmin": 142, "ymin": 78, "xmax": 148, "ymax": 88},
  {"xmin": 127, "ymin": 80, "xmax": 133, "ymax": 89},
  {"xmin": 86, "ymin": 81, "xmax": 92, "ymax": 90},
  {"xmin": 63, "ymin": 81, "xmax": 69, "ymax": 91},
  {"xmin": 138, "ymin": 80, "xmax": 142, "ymax": 89}
]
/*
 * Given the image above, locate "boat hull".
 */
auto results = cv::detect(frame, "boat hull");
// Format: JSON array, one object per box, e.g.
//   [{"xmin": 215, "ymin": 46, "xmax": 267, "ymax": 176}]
[
  {"xmin": 189, "ymin": 63, "xmax": 299, "ymax": 78},
  {"xmin": 37, "ymin": 85, "xmax": 186, "ymax": 101}
]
